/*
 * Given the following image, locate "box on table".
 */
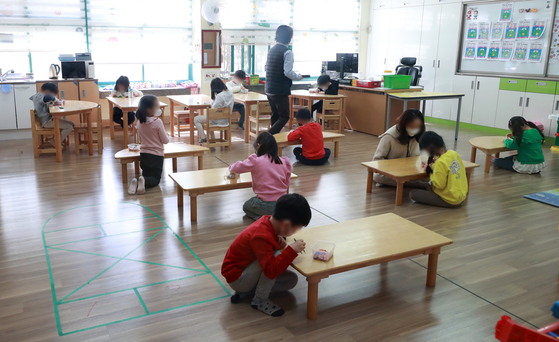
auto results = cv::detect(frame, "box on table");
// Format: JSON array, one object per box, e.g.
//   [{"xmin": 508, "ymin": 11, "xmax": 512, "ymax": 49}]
[
  {"xmin": 356, "ymin": 80, "xmax": 382, "ymax": 88},
  {"xmin": 383, "ymin": 75, "xmax": 411, "ymax": 89}
]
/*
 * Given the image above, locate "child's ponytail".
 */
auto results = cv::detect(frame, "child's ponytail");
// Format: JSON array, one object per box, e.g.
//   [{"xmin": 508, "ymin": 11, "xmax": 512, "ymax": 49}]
[
  {"xmin": 418, "ymin": 131, "xmax": 446, "ymax": 176},
  {"xmin": 136, "ymin": 94, "xmax": 157, "ymax": 124},
  {"xmin": 254, "ymin": 132, "xmax": 283, "ymax": 165},
  {"xmin": 525, "ymin": 120, "xmax": 545, "ymax": 144}
]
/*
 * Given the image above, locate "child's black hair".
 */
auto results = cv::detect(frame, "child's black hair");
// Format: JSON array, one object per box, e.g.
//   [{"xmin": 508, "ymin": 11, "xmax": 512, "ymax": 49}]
[
  {"xmin": 115, "ymin": 76, "xmax": 130, "ymax": 92},
  {"xmin": 508, "ymin": 116, "xmax": 545, "ymax": 146},
  {"xmin": 136, "ymin": 95, "xmax": 158, "ymax": 124},
  {"xmin": 272, "ymin": 193, "xmax": 311, "ymax": 227},
  {"xmin": 253, "ymin": 132, "xmax": 283, "ymax": 165},
  {"xmin": 295, "ymin": 107, "xmax": 312, "ymax": 121},
  {"xmin": 317, "ymin": 75, "xmax": 331, "ymax": 87},
  {"xmin": 275, "ymin": 25, "xmax": 293, "ymax": 45},
  {"xmin": 210, "ymin": 78, "xmax": 228, "ymax": 100},
  {"xmin": 418, "ymin": 131, "xmax": 446, "ymax": 175},
  {"xmin": 40, "ymin": 83, "xmax": 59, "ymax": 95},
  {"xmin": 234, "ymin": 70, "xmax": 246, "ymax": 80}
]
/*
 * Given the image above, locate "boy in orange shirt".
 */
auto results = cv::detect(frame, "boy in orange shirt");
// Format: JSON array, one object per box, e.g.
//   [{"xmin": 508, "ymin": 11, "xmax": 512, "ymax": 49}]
[{"xmin": 287, "ymin": 108, "xmax": 331, "ymax": 165}]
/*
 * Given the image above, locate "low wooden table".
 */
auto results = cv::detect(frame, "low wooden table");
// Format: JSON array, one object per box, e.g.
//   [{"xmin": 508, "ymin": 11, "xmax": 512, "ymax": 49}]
[
  {"xmin": 291, "ymin": 213, "xmax": 453, "ymax": 319},
  {"xmin": 49, "ymin": 101, "xmax": 98, "ymax": 163},
  {"xmin": 288, "ymin": 90, "xmax": 347, "ymax": 129},
  {"xmin": 469, "ymin": 136, "xmax": 509, "ymax": 173},
  {"xmin": 107, "ymin": 97, "xmax": 168, "ymax": 148},
  {"xmin": 273, "ymin": 131, "xmax": 345, "ymax": 158},
  {"xmin": 168, "ymin": 95, "xmax": 212, "ymax": 144},
  {"xmin": 234, "ymin": 92, "xmax": 269, "ymax": 143},
  {"xmin": 115, "ymin": 142, "xmax": 208, "ymax": 183},
  {"xmin": 169, "ymin": 167, "xmax": 297, "ymax": 222},
  {"xmin": 361, "ymin": 156, "xmax": 480, "ymax": 206}
]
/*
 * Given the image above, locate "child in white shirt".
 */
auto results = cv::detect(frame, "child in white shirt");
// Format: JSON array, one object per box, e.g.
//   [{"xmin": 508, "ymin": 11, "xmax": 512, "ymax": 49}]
[
  {"xmin": 110, "ymin": 76, "xmax": 143, "ymax": 128},
  {"xmin": 193, "ymin": 78, "xmax": 235, "ymax": 143},
  {"xmin": 225, "ymin": 70, "xmax": 248, "ymax": 129}
]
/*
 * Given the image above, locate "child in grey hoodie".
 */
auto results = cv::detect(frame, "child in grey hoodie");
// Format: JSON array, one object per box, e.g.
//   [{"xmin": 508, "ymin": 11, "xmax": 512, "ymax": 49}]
[{"xmin": 30, "ymin": 83, "xmax": 75, "ymax": 143}]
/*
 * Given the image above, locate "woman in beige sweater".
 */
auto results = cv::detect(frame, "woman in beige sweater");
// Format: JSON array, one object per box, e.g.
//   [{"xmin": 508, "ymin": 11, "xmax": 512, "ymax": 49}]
[{"xmin": 372, "ymin": 109, "xmax": 429, "ymax": 188}]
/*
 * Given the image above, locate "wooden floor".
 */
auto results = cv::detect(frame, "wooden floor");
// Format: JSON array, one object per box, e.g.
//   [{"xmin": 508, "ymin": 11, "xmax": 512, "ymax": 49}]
[{"xmin": 0, "ymin": 123, "xmax": 558, "ymax": 341}]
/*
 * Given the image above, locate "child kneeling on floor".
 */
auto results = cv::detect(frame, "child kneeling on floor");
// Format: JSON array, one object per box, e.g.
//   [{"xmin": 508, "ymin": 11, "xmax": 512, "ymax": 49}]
[
  {"xmin": 229, "ymin": 132, "xmax": 292, "ymax": 220},
  {"xmin": 409, "ymin": 131, "xmax": 468, "ymax": 208},
  {"xmin": 221, "ymin": 193, "xmax": 311, "ymax": 317},
  {"xmin": 288, "ymin": 108, "xmax": 330, "ymax": 165}
]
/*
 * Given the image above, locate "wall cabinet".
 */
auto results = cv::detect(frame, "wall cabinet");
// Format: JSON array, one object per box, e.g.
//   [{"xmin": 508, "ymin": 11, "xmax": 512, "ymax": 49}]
[
  {"xmin": 0, "ymin": 86, "xmax": 17, "ymax": 130},
  {"xmin": 14, "ymin": 84, "xmax": 35, "ymax": 129},
  {"xmin": 450, "ymin": 75, "xmax": 475, "ymax": 123},
  {"xmin": 471, "ymin": 76, "xmax": 500, "ymax": 127},
  {"xmin": 367, "ymin": 8, "xmax": 391, "ymax": 78}
]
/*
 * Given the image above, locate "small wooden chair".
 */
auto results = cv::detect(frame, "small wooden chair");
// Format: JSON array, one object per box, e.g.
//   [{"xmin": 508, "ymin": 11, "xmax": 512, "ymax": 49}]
[
  {"xmin": 30, "ymin": 110, "xmax": 69, "ymax": 157},
  {"xmin": 203, "ymin": 107, "xmax": 232, "ymax": 150},
  {"xmin": 248, "ymin": 102, "xmax": 272, "ymax": 141},
  {"xmin": 74, "ymin": 106, "xmax": 103, "ymax": 154},
  {"xmin": 173, "ymin": 110, "xmax": 191, "ymax": 137},
  {"xmin": 317, "ymin": 99, "xmax": 343, "ymax": 133}
]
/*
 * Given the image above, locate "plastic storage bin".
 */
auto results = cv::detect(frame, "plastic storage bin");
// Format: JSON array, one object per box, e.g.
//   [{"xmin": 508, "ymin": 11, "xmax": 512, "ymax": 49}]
[
  {"xmin": 312, "ymin": 241, "xmax": 336, "ymax": 261},
  {"xmin": 383, "ymin": 75, "xmax": 411, "ymax": 89},
  {"xmin": 128, "ymin": 144, "xmax": 140, "ymax": 152},
  {"xmin": 496, "ymin": 315, "xmax": 559, "ymax": 341}
]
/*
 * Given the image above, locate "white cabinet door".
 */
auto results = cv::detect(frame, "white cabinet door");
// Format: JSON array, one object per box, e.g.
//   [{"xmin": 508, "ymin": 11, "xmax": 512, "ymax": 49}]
[
  {"xmin": 471, "ymin": 76, "xmax": 500, "ymax": 127},
  {"xmin": 417, "ymin": 4, "xmax": 441, "ymax": 117},
  {"xmin": 523, "ymin": 92, "xmax": 555, "ymax": 136},
  {"xmin": 424, "ymin": 0, "xmax": 461, "ymax": 5},
  {"xmin": 373, "ymin": 0, "xmax": 392, "ymax": 9},
  {"xmin": 391, "ymin": 0, "xmax": 424, "ymax": 8},
  {"xmin": 550, "ymin": 95, "xmax": 559, "ymax": 138},
  {"xmin": 14, "ymin": 84, "xmax": 36, "ymax": 129},
  {"xmin": 0, "ymin": 86, "xmax": 17, "ymax": 130},
  {"xmin": 450, "ymin": 75, "xmax": 476, "ymax": 123},
  {"xmin": 386, "ymin": 7, "xmax": 424, "ymax": 74},
  {"xmin": 494, "ymin": 90, "xmax": 524, "ymax": 129},
  {"xmin": 367, "ymin": 9, "xmax": 392, "ymax": 78}
]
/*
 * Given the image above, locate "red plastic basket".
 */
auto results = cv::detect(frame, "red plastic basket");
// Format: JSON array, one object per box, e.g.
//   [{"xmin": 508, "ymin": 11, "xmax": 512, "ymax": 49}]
[{"xmin": 496, "ymin": 316, "xmax": 559, "ymax": 342}]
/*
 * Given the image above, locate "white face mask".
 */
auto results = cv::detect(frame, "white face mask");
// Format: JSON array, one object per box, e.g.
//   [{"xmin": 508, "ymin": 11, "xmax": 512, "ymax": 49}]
[
  {"xmin": 407, "ymin": 127, "xmax": 421, "ymax": 137},
  {"xmin": 154, "ymin": 108, "xmax": 162, "ymax": 117}
]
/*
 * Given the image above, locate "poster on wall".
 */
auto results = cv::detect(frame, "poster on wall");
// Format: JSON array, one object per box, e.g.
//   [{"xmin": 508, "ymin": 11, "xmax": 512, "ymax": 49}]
[
  {"xmin": 504, "ymin": 22, "xmax": 518, "ymax": 40},
  {"xmin": 478, "ymin": 22, "xmax": 490, "ymax": 39},
  {"xmin": 487, "ymin": 42, "xmax": 501, "ymax": 60},
  {"xmin": 467, "ymin": 22, "xmax": 479, "ymax": 39},
  {"xmin": 517, "ymin": 19, "xmax": 532, "ymax": 39},
  {"xmin": 550, "ymin": 18, "xmax": 559, "ymax": 63},
  {"xmin": 463, "ymin": 41, "xmax": 477, "ymax": 59},
  {"xmin": 512, "ymin": 41, "xmax": 529, "ymax": 61},
  {"xmin": 528, "ymin": 43, "xmax": 544, "ymax": 62},
  {"xmin": 530, "ymin": 19, "xmax": 546, "ymax": 39},
  {"xmin": 476, "ymin": 41, "xmax": 489, "ymax": 59},
  {"xmin": 491, "ymin": 22, "xmax": 505, "ymax": 40},
  {"xmin": 500, "ymin": 3, "xmax": 513, "ymax": 22},
  {"xmin": 500, "ymin": 41, "xmax": 515, "ymax": 60}
]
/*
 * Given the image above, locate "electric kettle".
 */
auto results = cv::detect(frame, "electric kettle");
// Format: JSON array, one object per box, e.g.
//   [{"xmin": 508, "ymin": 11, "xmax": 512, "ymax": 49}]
[{"xmin": 49, "ymin": 64, "xmax": 60, "ymax": 79}]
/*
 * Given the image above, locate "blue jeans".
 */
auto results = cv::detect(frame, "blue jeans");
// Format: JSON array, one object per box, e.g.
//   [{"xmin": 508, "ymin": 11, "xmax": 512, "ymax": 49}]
[
  {"xmin": 493, "ymin": 155, "xmax": 515, "ymax": 171},
  {"xmin": 233, "ymin": 102, "xmax": 245, "ymax": 128},
  {"xmin": 293, "ymin": 147, "xmax": 331, "ymax": 165}
]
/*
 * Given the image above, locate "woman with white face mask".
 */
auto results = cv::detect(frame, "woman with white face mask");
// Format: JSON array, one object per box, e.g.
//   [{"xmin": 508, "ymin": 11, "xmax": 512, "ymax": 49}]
[{"xmin": 372, "ymin": 109, "xmax": 429, "ymax": 188}]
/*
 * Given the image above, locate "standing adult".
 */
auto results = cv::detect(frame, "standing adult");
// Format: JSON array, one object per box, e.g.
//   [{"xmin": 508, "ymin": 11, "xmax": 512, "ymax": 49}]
[{"xmin": 265, "ymin": 25, "xmax": 303, "ymax": 134}]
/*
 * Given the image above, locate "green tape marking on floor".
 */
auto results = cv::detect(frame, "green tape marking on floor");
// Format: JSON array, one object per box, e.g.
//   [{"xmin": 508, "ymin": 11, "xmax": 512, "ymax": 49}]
[
  {"xmin": 44, "ymin": 215, "xmax": 158, "ymax": 234},
  {"xmin": 134, "ymin": 288, "xmax": 150, "ymax": 314},
  {"xmin": 98, "ymin": 224, "xmax": 107, "ymax": 236},
  {"xmin": 46, "ymin": 226, "xmax": 166, "ymax": 248}
]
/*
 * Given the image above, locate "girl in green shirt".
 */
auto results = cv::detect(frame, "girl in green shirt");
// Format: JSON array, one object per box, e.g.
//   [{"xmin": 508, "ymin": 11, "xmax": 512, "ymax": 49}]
[{"xmin": 493, "ymin": 116, "xmax": 546, "ymax": 174}]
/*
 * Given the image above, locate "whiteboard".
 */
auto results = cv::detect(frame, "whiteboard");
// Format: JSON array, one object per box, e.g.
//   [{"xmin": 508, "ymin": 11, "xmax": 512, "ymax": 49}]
[{"xmin": 458, "ymin": 0, "xmax": 553, "ymax": 77}]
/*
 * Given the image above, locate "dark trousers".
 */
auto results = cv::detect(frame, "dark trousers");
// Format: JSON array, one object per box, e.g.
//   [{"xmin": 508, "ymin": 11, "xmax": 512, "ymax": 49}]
[
  {"xmin": 233, "ymin": 102, "xmax": 245, "ymax": 128},
  {"xmin": 140, "ymin": 153, "xmax": 164, "ymax": 188},
  {"xmin": 293, "ymin": 147, "xmax": 331, "ymax": 166},
  {"xmin": 311, "ymin": 100, "xmax": 323, "ymax": 114},
  {"xmin": 113, "ymin": 107, "xmax": 136, "ymax": 128},
  {"xmin": 493, "ymin": 155, "xmax": 515, "ymax": 171},
  {"xmin": 267, "ymin": 95, "xmax": 290, "ymax": 134}
]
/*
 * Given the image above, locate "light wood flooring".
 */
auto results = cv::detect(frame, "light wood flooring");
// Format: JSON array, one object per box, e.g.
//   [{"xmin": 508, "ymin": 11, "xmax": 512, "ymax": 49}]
[{"xmin": 0, "ymin": 123, "xmax": 558, "ymax": 341}]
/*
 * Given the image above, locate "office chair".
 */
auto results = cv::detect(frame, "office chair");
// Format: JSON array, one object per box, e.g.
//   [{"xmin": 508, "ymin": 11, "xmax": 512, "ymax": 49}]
[{"xmin": 395, "ymin": 57, "xmax": 422, "ymax": 86}]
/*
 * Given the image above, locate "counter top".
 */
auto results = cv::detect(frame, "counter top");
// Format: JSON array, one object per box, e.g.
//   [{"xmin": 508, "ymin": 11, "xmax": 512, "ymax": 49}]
[
  {"xmin": 0, "ymin": 80, "xmax": 36, "ymax": 85},
  {"xmin": 339, "ymin": 85, "xmax": 424, "ymax": 93},
  {"xmin": 99, "ymin": 87, "xmax": 192, "ymax": 99},
  {"xmin": 36, "ymin": 78, "xmax": 98, "ymax": 83}
]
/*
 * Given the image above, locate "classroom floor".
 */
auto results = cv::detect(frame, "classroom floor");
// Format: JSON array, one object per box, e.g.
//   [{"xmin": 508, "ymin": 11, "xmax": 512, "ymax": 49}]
[{"xmin": 0, "ymin": 123, "xmax": 558, "ymax": 342}]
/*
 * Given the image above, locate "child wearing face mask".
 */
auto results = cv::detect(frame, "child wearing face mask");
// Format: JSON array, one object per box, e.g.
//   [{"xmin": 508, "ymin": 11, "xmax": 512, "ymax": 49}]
[{"xmin": 128, "ymin": 95, "xmax": 169, "ymax": 195}]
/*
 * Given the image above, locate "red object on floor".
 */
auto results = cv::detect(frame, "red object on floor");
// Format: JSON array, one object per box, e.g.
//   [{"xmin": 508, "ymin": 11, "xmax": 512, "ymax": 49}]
[{"xmin": 495, "ymin": 315, "xmax": 559, "ymax": 342}]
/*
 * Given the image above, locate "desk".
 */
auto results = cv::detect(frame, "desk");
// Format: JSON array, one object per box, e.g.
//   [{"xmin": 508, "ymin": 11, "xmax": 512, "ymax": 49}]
[
  {"xmin": 234, "ymin": 92, "xmax": 269, "ymax": 143},
  {"xmin": 273, "ymin": 131, "xmax": 344, "ymax": 158},
  {"xmin": 291, "ymin": 213, "xmax": 453, "ymax": 319},
  {"xmin": 168, "ymin": 95, "xmax": 212, "ymax": 144},
  {"xmin": 169, "ymin": 167, "xmax": 297, "ymax": 222},
  {"xmin": 469, "ymin": 136, "xmax": 509, "ymax": 173},
  {"xmin": 114, "ymin": 142, "xmax": 209, "ymax": 183},
  {"xmin": 49, "ymin": 101, "xmax": 98, "ymax": 163},
  {"xmin": 107, "ymin": 97, "xmax": 168, "ymax": 147},
  {"xmin": 361, "ymin": 157, "xmax": 480, "ymax": 205},
  {"xmin": 288, "ymin": 90, "xmax": 347, "ymax": 130},
  {"xmin": 386, "ymin": 92, "xmax": 465, "ymax": 140}
]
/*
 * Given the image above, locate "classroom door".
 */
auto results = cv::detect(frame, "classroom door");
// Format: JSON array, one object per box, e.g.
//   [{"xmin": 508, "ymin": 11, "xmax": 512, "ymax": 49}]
[
  {"xmin": 367, "ymin": 8, "xmax": 391, "ymax": 78},
  {"xmin": 417, "ymin": 4, "xmax": 442, "ymax": 117}
]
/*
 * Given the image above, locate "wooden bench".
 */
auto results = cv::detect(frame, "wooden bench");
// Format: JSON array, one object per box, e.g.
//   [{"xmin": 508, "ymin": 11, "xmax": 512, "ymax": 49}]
[
  {"xmin": 469, "ymin": 136, "xmax": 509, "ymax": 173},
  {"xmin": 114, "ymin": 142, "xmax": 209, "ymax": 183},
  {"xmin": 291, "ymin": 213, "xmax": 453, "ymax": 319},
  {"xmin": 361, "ymin": 156, "xmax": 480, "ymax": 206},
  {"xmin": 273, "ymin": 131, "xmax": 345, "ymax": 158},
  {"xmin": 169, "ymin": 167, "xmax": 297, "ymax": 222}
]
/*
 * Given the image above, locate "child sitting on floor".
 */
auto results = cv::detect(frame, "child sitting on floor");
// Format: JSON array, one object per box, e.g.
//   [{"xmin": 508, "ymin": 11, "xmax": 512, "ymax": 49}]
[
  {"xmin": 409, "ymin": 131, "xmax": 467, "ymax": 208},
  {"xmin": 226, "ymin": 70, "xmax": 248, "ymax": 129},
  {"xmin": 111, "ymin": 76, "xmax": 143, "ymax": 128},
  {"xmin": 229, "ymin": 132, "xmax": 291, "ymax": 220},
  {"xmin": 193, "ymin": 78, "xmax": 234, "ymax": 144},
  {"xmin": 222, "ymin": 193, "xmax": 311, "ymax": 317},
  {"xmin": 30, "ymin": 83, "xmax": 74, "ymax": 146},
  {"xmin": 288, "ymin": 108, "xmax": 330, "ymax": 165}
]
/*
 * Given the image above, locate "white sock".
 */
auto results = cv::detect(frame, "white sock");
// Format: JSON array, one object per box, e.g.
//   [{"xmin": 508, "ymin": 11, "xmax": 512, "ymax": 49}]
[
  {"xmin": 137, "ymin": 176, "xmax": 145, "ymax": 195},
  {"xmin": 128, "ymin": 178, "xmax": 138, "ymax": 195}
]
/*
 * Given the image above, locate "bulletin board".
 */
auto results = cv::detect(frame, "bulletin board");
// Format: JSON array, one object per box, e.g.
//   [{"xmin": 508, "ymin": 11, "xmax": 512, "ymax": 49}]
[{"xmin": 457, "ymin": 0, "xmax": 555, "ymax": 77}]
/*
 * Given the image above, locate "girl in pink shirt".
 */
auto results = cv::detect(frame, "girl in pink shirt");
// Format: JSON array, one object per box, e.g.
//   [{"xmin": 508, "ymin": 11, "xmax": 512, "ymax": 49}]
[
  {"xmin": 229, "ymin": 132, "xmax": 291, "ymax": 220},
  {"xmin": 128, "ymin": 95, "xmax": 169, "ymax": 195}
]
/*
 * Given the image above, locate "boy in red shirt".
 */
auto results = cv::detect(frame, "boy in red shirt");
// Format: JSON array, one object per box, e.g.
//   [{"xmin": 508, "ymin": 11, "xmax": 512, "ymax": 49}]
[
  {"xmin": 221, "ymin": 194, "xmax": 311, "ymax": 317},
  {"xmin": 287, "ymin": 108, "xmax": 331, "ymax": 165}
]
